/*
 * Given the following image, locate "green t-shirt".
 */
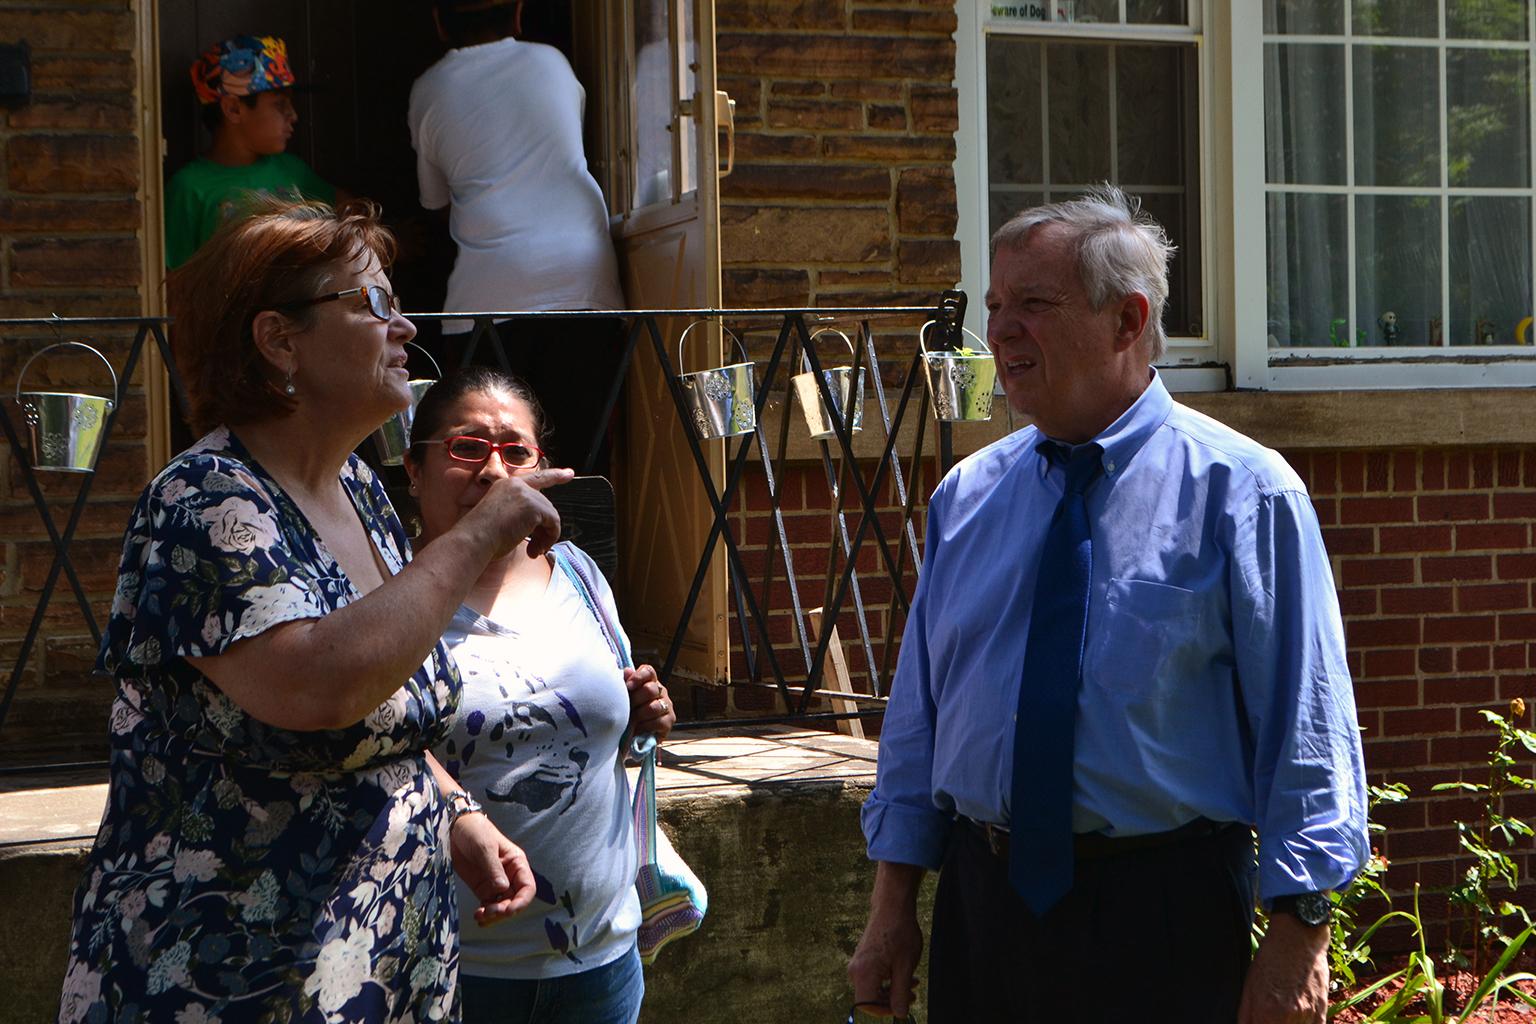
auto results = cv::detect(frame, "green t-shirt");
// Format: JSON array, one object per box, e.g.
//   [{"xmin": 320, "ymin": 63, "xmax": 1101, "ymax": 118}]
[{"xmin": 163, "ymin": 153, "xmax": 336, "ymax": 268}]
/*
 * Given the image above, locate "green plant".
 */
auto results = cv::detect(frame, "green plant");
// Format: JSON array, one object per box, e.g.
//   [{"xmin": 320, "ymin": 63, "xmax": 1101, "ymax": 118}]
[
  {"xmin": 1431, "ymin": 698, "xmax": 1536, "ymax": 974},
  {"xmin": 1348, "ymin": 886, "xmax": 1536, "ymax": 1023},
  {"xmin": 1330, "ymin": 783, "xmax": 1411, "ymax": 994}
]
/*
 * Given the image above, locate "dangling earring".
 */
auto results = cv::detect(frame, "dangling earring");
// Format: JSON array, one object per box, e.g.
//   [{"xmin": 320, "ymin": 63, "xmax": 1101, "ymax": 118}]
[{"xmin": 283, "ymin": 372, "xmax": 296, "ymax": 397}]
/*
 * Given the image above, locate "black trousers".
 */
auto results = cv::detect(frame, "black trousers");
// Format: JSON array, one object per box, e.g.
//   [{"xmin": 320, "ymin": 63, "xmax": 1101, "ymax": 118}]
[{"xmin": 928, "ymin": 819, "xmax": 1256, "ymax": 1024}]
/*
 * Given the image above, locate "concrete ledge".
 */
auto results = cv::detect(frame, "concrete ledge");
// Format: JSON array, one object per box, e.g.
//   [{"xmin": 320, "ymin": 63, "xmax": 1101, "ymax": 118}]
[{"xmin": 0, "ymin": 728, "xmax": 931, "ymax": 1023}]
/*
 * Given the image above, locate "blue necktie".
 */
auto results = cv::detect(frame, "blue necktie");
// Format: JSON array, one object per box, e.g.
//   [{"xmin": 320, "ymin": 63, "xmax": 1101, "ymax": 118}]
[{"xmin": 1009, "ymin": 442, "xmax": 1103, "ymax": 915}]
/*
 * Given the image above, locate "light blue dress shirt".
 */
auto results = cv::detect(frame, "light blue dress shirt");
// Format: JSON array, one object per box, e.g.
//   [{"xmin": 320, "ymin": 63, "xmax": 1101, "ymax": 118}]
[{"xmin": 862, "ymin": 372, "xmax": 1369, "ymax": 901}]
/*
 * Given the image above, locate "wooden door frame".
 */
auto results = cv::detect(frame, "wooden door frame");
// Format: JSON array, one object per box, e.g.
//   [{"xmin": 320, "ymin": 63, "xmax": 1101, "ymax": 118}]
[{"xmin": 137, "ymin": 0, "xmax": 172, "ymax": 472}]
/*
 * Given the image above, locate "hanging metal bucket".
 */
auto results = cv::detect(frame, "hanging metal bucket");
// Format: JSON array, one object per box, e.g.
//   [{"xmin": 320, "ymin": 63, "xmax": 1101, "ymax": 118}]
[
  {"xmin": 14, "ymin": 341, "xmax": 119, "ymax": 473},
  {"xmin": 920, "ymin": 320, "xmax": 997, "ymax": 422},
  {"xmin": 373, "ymin": 342, "xmax": 443, "ymax": 466},
  {"xmin": 676, "ymin": 322, "xmax": 756, "ymax": 440},
  {"xmin": 791, "ymin": 327, "xmax": 865, "ymax": 440}
]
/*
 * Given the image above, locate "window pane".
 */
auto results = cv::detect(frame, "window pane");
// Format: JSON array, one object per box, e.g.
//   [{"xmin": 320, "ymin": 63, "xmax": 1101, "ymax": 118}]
[
  {"xmin": 1125, "ymin": 0, "xmax": 1187, "ymax": 24},
  {"xmin": 633, "ymin": 0, "xmax": 673, "ymax": 207},
  {"xmin": 1117, "ymin": 45, "xmax": 1188, "ymax": 185},
  {"xmin": 985, "ymin": 37, "xmax": 1202, "ymax": 341},
  {"xmin": 1356, "ymin": 195, "xmax": 1442, "ymax": 346},
  {"xmin": 1448, "ymin": 0, "xmax": 1529, "ymax": 41},
  {"xmin": 1268, "ymin": 193, "xmax": 1350, "ymax": 347},
  {"xmin": 987, "ymin": 38, "xmax": 1043, "ymax": 185},
  {"xmin": 1265, "ymin": 43, "xmax": 1347, "ymax": 184},
  {"xmin": 678, "ymin": 0, "xmax": 697, "ymax": 195},
  {"xmin": 1048, "ymin": 43, "xmax": 1112, "ymax": 183},
  {"xmin": 990, "ymin": 189, "xmax": 1046, "ymax": 238},
  {"xmin": 1352, "ymin": 0, "xmax": 1439, "ymax": 36},
  {"xmin": 1447, "ymin": 48, "xmax": 1530, "ymax": 187},
  {"xmin": 1071, "ymin": 0, "xmax": 1119, "ymax": 21},
  {"xmin": 1450, "ymin": 196, "xmax": 1531, "ymax": 345},
  {"xmin": 1353, "ymin": 46, "xmax": 1440, "ymax": 187},
  {"xmin": 1138, "ymin": 191, "xmax": 1203, "ymax": 336},
  {"xmin": 1264, "ymin": 0, "xmax": 1344, "ymax": 34}
]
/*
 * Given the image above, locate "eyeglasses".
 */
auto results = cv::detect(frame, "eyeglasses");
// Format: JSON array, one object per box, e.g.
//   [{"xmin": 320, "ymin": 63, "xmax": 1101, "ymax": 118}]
[
  {"xmin": 282, "ymin": 284, "xmax": 402, "ymax": 322},
  {"xmin": 418, "ymin": 435, "xmax": 544, "ymax": 469},
  {"xmin": 846, "ymin": 1004, "xmax": 917, "ymax": 1024}
]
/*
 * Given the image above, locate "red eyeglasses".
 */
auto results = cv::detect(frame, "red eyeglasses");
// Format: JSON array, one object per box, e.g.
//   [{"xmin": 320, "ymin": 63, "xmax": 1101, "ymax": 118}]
[{"xmin": 417, "ymin": 435, "xmax": 544, "ymax": 469}]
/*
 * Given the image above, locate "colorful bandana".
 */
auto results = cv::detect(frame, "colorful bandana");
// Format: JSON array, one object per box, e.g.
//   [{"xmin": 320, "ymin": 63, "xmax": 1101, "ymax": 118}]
[{"xmin": 190, "ymin": 35, "xmax": 296, "ymax": 105}]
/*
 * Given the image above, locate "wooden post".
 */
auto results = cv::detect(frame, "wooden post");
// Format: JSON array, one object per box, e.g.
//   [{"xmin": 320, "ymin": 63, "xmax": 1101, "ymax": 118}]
[{"xmin": 807, "ymin": 607, "xmax": 865, "ymax": 740}]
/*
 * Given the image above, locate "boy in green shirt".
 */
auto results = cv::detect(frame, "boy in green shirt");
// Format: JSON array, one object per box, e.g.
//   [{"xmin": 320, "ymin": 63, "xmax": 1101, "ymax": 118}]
[{"xmin": 164, "ymin": 35, "xmax": 337, "ymax": 268}]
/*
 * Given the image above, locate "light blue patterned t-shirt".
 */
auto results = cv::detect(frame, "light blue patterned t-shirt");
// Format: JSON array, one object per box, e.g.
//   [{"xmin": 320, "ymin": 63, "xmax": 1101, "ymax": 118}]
[{"xmin": 435, "ymin": 542, "xmax": 640, "ymax": 979}]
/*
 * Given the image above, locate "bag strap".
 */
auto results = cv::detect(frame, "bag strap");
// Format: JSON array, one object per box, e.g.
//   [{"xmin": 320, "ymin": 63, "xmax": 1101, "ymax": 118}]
[
  {"xmin": 553, "ymin": 545, "xmax": 630, "ymax": 670},
  {"xmin": 631, "ymin": 733, "xmax": 660, "ymax": 871},
  {"xmin": 554, "ymin": 546, "xmax": 653, "ymax": 769}
]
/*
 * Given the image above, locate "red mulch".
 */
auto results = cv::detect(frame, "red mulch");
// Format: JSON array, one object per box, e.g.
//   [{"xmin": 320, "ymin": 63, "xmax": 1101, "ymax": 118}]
[{"xmin": 1334, "ymin": 967, "xmax": 1536, "ymax": 1022}]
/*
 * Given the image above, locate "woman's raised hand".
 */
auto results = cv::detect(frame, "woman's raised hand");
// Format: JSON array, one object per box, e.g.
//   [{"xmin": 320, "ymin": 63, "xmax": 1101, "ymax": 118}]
[{"xmin": 463, "ymin": 467, "xmax": 575, "ymax": 559}]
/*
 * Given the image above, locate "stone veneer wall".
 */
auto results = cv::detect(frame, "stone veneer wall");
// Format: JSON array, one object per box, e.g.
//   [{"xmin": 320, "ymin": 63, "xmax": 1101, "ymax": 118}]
[
  {"xmin": 0, "ymin": 0, "xmax": 149, "ymax": 767},
  {"xmin": 716, "ymin": 0, "xmax": 961, "ymax": 322}
]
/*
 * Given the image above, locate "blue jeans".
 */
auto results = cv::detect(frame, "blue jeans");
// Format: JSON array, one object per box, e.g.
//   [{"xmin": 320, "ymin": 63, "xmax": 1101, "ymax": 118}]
[{"xmin": 460, "ymin": 946, "xmax": 644, "ymax": 1024}]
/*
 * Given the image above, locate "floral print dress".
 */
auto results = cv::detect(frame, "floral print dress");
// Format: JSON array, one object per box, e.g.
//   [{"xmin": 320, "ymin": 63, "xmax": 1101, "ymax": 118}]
[{"xmin": 59, "ymin": 428, "xmax": 463, "ymax": 1024}]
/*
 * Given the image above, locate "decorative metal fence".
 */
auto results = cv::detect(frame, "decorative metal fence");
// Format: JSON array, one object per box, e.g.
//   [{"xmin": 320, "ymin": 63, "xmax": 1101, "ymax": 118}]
[{"xmin": 1, "ymin": 298, "xmax": 983, "ymax": 768}]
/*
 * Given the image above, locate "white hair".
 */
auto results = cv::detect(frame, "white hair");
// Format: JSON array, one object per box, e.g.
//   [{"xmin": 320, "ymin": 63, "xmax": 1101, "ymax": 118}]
[{"xmin": 990, "ymin": 184, "xmax": 1175, "ymax": 362}]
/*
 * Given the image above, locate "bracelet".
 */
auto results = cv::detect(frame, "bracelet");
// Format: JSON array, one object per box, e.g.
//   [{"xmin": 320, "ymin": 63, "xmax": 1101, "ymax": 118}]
[{"xmin": 445, "ymin": 788, "xmax": 484, "ymax": 826}]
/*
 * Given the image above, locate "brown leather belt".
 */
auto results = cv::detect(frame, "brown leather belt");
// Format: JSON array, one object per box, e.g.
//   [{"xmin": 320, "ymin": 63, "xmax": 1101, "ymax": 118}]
[{"xmin": 960, "ymin": 815, "xmax": 1242, "ymax": 862}]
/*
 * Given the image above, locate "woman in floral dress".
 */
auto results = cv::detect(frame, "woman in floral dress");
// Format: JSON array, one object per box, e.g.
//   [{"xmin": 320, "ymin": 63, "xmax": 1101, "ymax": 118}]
[{"xmin": 58, "ymin": 199, "xmax": 573, "ymax": 1023}]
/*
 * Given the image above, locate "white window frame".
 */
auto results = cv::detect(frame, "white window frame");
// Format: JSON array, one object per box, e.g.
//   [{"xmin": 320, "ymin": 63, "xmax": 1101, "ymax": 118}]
[
  {"xmin": 955, "ymin": 1, "xmax": 1224, "ymax": 392},
  {"xmin": 956, "ymin": 1, "xmax": 1536, "ymax": 391},
  {"xmin": 1228, "ymin": 4, "xmax": 1536, "ymax": 389}
]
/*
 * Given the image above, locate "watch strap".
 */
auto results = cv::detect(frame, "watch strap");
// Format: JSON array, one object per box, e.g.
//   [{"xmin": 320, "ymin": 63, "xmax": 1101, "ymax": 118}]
[{"xmin": 445, "ymin": 788, "xmax": 483, "ymax": 825}]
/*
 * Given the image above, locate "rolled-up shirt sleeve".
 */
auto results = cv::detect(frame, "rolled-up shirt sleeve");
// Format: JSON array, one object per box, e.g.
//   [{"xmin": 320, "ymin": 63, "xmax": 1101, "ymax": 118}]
[
  {"xmin": 1231, "ymin": 486, "xmax": 1370, "ymax": 902},
  {"xmin": 861, "ymin": 487, "xmax": 953, "ymax": 871}
]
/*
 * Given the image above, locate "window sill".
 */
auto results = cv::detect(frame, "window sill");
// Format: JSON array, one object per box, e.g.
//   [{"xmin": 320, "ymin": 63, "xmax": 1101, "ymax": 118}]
[{"xmin": 757, "ymin": 387, "xmax": 1536, "ymax": 464}]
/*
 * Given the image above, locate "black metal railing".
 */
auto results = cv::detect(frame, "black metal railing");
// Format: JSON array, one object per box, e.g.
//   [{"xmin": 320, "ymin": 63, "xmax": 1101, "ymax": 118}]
[{"xmin": 1, "ymin": 301, "xmax": 973, "ymax": 767}]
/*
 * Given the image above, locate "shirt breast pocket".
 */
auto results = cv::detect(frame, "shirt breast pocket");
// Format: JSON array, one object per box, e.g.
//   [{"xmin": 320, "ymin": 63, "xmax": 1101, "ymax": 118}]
[{"xmin": 1086, "ymin": 578, "xmax": 1210, "ymax": 700}]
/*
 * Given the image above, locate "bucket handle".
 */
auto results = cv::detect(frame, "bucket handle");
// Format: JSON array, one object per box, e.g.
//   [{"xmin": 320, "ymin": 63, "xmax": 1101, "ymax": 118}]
[
  {"xmin": 405, "ymin": 341, "xmax": 443, "ymax": 380},
  {"xmin": 918, "ymin": 320, "xmax": 990, "ymax": 358},
  {"xmin": 801, "ymin": 327, "xmax": 856, "ymax": 372},
  {"xmin": 676, "ymin": 321, "xmax": 747, "ymax": 374},
  {"xmin": 15, "ymin": 341, "xmax": 120, "ymax": 404}
]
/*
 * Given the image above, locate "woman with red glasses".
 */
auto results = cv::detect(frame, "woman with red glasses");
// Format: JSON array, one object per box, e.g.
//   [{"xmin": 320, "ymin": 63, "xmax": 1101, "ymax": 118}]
[
  {"xmin": 403, "ymin": 367, "xmax": 675, "ymax": 1024},
  {"xmin": 59, "ymin": 199, "xmax": 568, "ymax": 1024}
]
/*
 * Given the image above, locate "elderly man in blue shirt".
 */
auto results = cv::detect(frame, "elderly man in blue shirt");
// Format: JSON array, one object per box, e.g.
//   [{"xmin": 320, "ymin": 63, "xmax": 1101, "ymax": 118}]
[{"xmin": 847, "ymin": 186, "xmax": 1368, "ymax": 1023}]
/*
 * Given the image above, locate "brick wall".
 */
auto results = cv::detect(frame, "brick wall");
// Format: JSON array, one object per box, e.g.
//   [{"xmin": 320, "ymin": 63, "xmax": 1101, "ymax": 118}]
[
  {"xmin": 0, "ymin": 0, "xmax": 147, "ymax": 767},
  {"xmin": 719, "ymin": 460, "xmax": 932, "ymax": 718},
  {"xmin": 1287, "ymin": 446, "xmax": 1536, "ymax": 939},
  {"xmin": 716, "ymin": 0, "xmax": 960, "ymax": 344}
]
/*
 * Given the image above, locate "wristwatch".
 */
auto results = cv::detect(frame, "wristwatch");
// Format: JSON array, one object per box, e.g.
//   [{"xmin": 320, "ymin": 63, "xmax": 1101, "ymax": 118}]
[
  {"xmin": 445, "ymin": 788, "xmax": 484, "ymax": 826},
  {"xmin": 1271, "ymin": 891, "xmax": 1332, "ymax": 927}
]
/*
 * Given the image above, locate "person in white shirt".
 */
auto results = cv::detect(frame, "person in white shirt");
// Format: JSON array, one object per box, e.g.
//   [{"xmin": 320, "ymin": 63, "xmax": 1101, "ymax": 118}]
[
  {"xmin": 409, "ymin": 0, "xmax": 625, "ymax": 473},
  {"xmin": 405, "ymin": 366, "xmax": 676, "ymax": 1024}
]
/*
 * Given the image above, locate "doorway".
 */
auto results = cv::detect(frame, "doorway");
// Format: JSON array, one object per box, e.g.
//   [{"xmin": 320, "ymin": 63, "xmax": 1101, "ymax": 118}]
[
  {"xmin": 152, "ymin": 0, "xmax": 730, "ymax": 687},
  {"xmin": 157, "ymin": 0, "xmax": 578, "ymax": 321}
]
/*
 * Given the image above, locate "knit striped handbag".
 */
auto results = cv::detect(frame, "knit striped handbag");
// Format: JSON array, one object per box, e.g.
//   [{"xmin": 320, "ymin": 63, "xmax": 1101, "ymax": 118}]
[
  {"xmin": 554, "ymin": 548, "xmax": 709, "ymax": 964},
  {"xmin": 630, "ymin": 732, "xmax": 708, "ymax": 964}
]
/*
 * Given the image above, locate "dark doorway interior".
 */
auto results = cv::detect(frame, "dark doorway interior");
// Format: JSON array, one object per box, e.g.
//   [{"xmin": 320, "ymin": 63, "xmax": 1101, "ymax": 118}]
[{"xmin": 157, "ymin": 0, "xmax": 577, "ymax": 319}]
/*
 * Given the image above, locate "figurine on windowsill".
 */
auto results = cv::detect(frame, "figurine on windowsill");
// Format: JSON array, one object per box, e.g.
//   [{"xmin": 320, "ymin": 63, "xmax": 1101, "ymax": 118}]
[
  {"xmin": 1476, "ymin": 318, "xmax": 1497, "ymax": 345},
  {"xmin": 1378, "ymin": 311, "xmax": 1399, "ymax": 346},
  {"xmin": 1429, "ymin": 317, "xmax": 1443, "ymax": 346}
]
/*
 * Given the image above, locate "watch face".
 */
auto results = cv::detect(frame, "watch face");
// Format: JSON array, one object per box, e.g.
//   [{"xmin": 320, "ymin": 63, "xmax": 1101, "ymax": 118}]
[{"xmin": 1293, "ymin": 892, "xmax": 1331, "ymax": 927}]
